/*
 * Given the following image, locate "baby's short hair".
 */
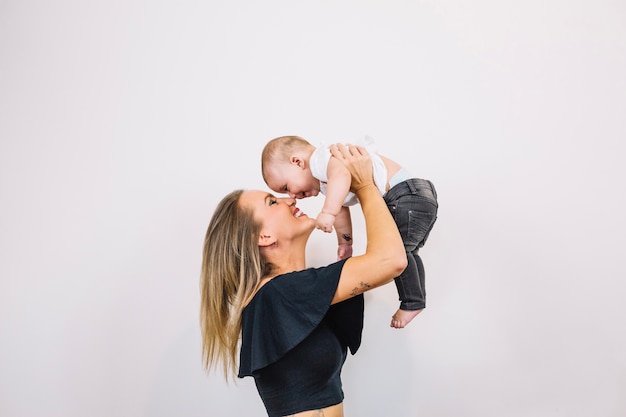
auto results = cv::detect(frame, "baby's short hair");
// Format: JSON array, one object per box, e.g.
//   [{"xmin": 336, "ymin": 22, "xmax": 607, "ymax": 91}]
[{"xmin": 261, "ymin": 135, "xmax": 311, "ymax": 181}]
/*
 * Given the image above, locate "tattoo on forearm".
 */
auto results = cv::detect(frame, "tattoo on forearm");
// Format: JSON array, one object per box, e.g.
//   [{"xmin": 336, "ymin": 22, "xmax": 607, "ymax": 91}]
[
  {"xmin": 350, "ymin": 281, "xmax": 371, "ymax": 296},
  {"xmin": 341, "ymin": 233, "xmax": 352, "ymax": 242}
]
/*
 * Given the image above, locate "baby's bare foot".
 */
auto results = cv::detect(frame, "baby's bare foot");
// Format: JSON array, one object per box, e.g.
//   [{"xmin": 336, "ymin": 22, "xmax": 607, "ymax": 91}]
[{"xmin": 390, "ymin": 308, "xmax": 423, "ymax": 329}]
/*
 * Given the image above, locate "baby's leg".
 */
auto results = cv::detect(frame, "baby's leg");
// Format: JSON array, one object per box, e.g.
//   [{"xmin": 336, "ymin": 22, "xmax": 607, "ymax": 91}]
[
  {"xmin": 391, "ymin": 252, "xmax": 425, "ymax": 329},
  {"xmin": 384, "ymin": 177, "xmax": 437, "ymax": 328}
]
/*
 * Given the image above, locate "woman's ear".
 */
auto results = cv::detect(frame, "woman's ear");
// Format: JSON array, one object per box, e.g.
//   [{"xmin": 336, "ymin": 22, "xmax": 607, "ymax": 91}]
[{"xmin": 258, "ymin": 233, "xmax": 276, "ymax": 247}]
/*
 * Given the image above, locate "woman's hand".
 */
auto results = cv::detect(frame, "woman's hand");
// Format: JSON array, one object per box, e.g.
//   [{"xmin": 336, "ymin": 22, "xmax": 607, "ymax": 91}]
[{"xmin": 329, "ymin": 144, "xmax": 374, "ymax": 193}]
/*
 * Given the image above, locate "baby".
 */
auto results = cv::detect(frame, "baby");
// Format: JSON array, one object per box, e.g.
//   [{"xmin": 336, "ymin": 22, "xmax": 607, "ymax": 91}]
[{"xmin": 261, "ymin": 136, "xmax": 438, "ymax": 328}]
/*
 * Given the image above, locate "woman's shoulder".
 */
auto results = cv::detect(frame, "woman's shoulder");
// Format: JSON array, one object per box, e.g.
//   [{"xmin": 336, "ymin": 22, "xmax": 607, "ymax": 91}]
[
  {"xmin": 239, "ymin": 259, "xmax": 353, "ymax": 376},
  {"xmin": 246, "ymin": 260, "xmax": 348, "ymax": 309}
]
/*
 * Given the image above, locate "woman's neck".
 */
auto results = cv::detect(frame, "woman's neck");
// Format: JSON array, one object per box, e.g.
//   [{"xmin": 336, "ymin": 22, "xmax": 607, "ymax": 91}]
[
  {"xmin": 261, "ymin": 236, "xmax": 309, "ymax": 278},
  {"xmin": 271, "ymin": 254, "xmax": 307, "ymax": 277},
  {"xmin": 264, "ymin": 246, "xmax": 307, "ymax": 278}
]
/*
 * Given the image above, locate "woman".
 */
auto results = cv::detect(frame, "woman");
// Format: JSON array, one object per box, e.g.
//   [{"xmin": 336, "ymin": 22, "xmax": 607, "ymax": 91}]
[{"xmin": 200, "ymin": 144, "xmax": 407, "ymax": 417}]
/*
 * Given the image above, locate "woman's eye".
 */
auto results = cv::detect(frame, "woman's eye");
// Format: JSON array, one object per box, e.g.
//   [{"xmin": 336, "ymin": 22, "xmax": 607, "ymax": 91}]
[{"xmin": 269, "ymin": 199, "xmax": 277, "ymax": 205}]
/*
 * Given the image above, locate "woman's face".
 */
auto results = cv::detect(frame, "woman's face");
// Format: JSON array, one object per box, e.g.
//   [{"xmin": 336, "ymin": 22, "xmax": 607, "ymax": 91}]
[{"xmin": 239, "ymin": 190, "xmax": 315, "ymax": 243}]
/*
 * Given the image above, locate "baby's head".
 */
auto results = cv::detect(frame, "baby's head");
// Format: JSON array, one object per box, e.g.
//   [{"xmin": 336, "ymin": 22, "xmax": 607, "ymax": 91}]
[{"xmin": 261, "ymin": 136, "xmax": 320, "ymax": 199}]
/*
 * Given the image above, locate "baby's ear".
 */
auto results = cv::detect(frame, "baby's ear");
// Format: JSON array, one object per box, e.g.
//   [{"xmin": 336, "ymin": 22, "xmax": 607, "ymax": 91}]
[{"xmin": 289, "ymin": 155, "xmax": 304, "ymax": 168}]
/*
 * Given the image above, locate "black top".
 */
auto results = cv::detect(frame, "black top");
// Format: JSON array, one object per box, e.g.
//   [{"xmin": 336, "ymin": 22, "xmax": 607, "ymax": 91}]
[{"xmin": 238, "ymin": 259, "xmax": 364, "ymax": 416}]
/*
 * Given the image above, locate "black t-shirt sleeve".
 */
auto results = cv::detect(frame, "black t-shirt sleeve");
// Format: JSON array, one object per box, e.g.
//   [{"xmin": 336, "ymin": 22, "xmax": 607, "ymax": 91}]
[{"xmin": 238, "ymin": 258, "xmax": 363, "ymax": 377}]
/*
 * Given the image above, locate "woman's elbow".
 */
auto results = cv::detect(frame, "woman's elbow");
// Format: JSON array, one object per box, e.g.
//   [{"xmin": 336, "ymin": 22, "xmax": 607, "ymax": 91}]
[
  {"xmin": 392, "ymin": 254, "xmax": 408, "ymax": 276},
  {"xmin": 382, "ymin": 252, "xmax": 407, "ymax": 278}
]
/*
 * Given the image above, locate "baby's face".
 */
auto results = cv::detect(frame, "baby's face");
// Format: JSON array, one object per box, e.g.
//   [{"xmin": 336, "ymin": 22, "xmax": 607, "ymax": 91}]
[{"xmin": 265, "ymin": 162, "xmax": 320, "ymax": 199}]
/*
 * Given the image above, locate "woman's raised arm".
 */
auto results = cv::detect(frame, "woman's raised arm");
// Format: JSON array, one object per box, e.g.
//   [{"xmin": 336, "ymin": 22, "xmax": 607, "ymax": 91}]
[{"xmin": 329, "ymin": 144, "xmax": 407, "ymax": 304}]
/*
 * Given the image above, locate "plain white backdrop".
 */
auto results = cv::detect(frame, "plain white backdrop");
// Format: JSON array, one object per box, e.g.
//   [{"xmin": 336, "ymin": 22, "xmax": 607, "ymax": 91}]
[{"xmin": 1, "ymin": 1, "xmax": 625, "ymax": 416}]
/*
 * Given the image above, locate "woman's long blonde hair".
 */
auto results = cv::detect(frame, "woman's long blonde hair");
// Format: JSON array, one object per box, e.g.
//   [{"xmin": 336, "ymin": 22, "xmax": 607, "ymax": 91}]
[{"xmin": 200, "ymin": 190, "xmax": 273, "ymax": 379}]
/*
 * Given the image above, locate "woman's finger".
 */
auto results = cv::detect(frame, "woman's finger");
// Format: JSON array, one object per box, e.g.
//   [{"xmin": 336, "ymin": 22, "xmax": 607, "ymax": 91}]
[
  {"xmin": 330, "ymin": 143, "xmax": 349, "ymax": 159},
  {"xmin": 349, "ymin": 145, "xmax": 368, "ymax": 157}
]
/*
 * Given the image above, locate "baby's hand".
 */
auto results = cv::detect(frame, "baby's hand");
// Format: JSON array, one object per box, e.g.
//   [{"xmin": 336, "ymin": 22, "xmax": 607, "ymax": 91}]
[
  {"xmin": 316, "ymin": 212, "xmax": 336, "ymax": 233},
  {"xmin": 337, "ymin": 243, "xmax": 353, "ymax": 260}
]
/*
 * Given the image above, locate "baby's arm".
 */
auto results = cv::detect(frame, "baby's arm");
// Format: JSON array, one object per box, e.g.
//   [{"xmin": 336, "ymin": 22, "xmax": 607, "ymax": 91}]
[
  {"xmin": 315, "ymin": 154, "xmax": 352, "ymax": 233},
  {"xmin": 334, "ymin": 206, "xmax": 353, "ymax": 260}
]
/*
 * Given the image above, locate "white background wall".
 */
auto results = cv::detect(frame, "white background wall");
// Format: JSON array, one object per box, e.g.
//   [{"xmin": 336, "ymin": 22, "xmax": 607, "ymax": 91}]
[{"xmin": 1, "ymin": 1, "xmax": 625, "ymax": 416}]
